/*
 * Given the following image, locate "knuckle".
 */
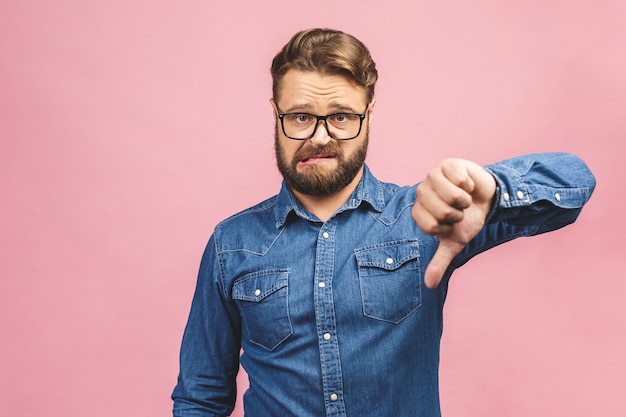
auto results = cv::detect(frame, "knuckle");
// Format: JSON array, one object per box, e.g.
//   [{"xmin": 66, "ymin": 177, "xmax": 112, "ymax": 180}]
[
  {"xmin": 425, "ymin": 223, "xmax": 440, "ymax": 235},
  {"xmin": 417, "ymin": 216, "xmax": 439, "ymax": 235},
  {"xmin": 441, "ymin": 157, "xmax": 462, "ymax": 170},
  {"xmin": 440, "ymin": 207, "xmax": 463, "ymax": 223},
  {"xmin": 448, "ymin": 190, "xmax": 470, "ymax": 209},
  {"xmin": 416, "ymin": 184, "xmax": 427, "ymax": 200}
]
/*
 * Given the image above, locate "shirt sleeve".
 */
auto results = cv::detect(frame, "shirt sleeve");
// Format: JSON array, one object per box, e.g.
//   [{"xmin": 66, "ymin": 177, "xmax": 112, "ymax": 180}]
[
  {"xmin": 172, "ymin": 234, "xmax": 241, "ymax": 417},
  {"xmin": 450, "ymin": 152, "xmax": 596, "ymax": 269}
]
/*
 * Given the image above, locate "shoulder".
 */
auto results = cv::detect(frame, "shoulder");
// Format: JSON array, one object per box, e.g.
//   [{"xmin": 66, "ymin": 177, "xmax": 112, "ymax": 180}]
[
  {"xmin": 218, "ymin": 194, "xmax": 278, "ymax": 225},
  {"xmin": 212, "ymin": 194, "xmax": 282, "ymax": 253}
]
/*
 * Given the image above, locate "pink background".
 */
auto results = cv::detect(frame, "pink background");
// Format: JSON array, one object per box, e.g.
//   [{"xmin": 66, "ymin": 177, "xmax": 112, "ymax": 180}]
[{"xmin": 1, "ymin": 1, "xmax": 625, "ymax": 416}]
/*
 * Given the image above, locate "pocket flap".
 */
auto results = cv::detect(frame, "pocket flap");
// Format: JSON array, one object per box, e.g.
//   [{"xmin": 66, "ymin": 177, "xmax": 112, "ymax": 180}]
[
  {"xmin": 355, "ymin": 240, "xmax": 419, "ymax": 271},
  {"xmin": 232, "ymin": 270, "xmax": 289, "ymax": 302}
]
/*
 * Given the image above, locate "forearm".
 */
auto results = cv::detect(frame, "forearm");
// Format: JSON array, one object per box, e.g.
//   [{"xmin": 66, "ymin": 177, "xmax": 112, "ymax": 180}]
[
  {"xmin": 172, "ymin": 236, "xmax": 241, "ymax": 417},
  {"xmin": 452, "ymin": 152, "xmax": 596, "ymax": 268},
  {"xmin": 486, "ymin": 152, "xmax": 595, "ymax": 226}
]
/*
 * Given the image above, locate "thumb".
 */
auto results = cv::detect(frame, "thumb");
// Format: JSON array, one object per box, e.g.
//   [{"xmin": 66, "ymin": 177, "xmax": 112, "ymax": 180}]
[{"xmin": 424, "ymin": 238, "xmax": 463, "ymax": 289}]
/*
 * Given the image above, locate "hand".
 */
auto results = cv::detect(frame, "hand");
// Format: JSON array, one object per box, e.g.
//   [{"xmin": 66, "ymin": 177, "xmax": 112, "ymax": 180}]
[{"xmin": 412, "ymin": 158, "xmax": 497, "ymax": 289}]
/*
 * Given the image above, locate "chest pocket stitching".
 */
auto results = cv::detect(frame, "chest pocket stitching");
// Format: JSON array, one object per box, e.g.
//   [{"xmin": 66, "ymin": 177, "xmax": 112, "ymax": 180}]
[
  {"xmin": 232, "ymin": 270, "xmax": 292, "ymax": 351},
  {"xmin": 232, "ymin": 271, "xmax": 288, "ymax": 301},
  {"xmin": 355, "ymin": 241, "xmax": 422, "ymax": 324},
  {"xmin": 354, "ymin": 244, "xmax": 419, "ymax": 271}
]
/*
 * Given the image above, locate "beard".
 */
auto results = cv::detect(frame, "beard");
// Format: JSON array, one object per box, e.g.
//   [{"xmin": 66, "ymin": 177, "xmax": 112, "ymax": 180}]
[{"xmin": 274, "ymin": 127, "xmax": 369, "ymax": 196}]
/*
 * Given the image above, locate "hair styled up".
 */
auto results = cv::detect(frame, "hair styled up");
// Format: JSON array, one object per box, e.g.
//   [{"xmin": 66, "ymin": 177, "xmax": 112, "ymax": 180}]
[{"xmin": 270, "ymin": 28, "xmax": 378, "ymax": 102}]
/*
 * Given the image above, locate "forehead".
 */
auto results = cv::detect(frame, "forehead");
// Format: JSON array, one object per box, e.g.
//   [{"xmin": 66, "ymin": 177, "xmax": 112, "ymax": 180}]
[{"xmin": 276, "ymin": 70, "xmax": 367, "ymax": 112}]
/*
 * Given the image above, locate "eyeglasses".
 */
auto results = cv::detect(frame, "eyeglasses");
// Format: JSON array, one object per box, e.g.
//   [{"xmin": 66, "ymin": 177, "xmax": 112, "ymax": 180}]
[{"xmin": 276, "ymin": 105, "xmax": 369, "ymax": 140}]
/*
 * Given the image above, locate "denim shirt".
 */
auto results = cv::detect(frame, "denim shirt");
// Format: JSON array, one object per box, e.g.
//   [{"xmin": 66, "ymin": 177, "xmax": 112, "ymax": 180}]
[{"xmin": 172, "ymin": 152, "xmax": 595, "ymax": 417}]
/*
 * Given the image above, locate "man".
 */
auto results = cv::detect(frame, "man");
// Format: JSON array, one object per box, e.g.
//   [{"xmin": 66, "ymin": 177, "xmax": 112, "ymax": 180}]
[{"xmin": 172, "ymin": 28, "xmax": 595, "ymax": 417}]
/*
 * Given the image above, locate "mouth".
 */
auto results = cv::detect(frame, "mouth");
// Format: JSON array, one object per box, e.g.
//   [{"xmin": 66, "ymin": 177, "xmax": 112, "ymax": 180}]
[{"xmin": 298, "ymin": 153, "xmax": 336, "ymax": 166}]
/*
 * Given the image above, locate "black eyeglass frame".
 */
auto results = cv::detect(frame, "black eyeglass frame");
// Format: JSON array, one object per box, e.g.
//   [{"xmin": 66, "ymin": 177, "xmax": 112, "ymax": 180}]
[{"xmin": 276, "ymin": 105, "xmax": 369, "ymax": 141}]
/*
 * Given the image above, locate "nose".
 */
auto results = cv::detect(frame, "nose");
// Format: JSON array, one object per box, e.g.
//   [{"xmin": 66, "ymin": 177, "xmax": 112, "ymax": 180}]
[{"xmin": 309, "ymin": 120, "xmax": 332, "ymax": 147}]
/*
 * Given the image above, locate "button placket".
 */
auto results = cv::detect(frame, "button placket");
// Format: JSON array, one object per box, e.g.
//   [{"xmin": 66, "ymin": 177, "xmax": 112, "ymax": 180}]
[{"xmin": 314, "ymin": 221, "xmax": 346, "ymax": 416}]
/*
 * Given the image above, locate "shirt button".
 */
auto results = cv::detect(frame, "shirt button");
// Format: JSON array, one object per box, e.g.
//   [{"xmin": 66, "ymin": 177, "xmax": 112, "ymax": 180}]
[
  {"xmin": 254, "ymin": 289, "xmax": 261, "ymax": 296},
  {"xmin": 322, "ymin": 232, "xmax": 330, "ymax": 239},
  {"xmin": 386, "ymin": 257, "xmax": 394, "ymax": 265},
  {"xmin": 323, "ymin": 333, "xmax": 331, "ymax": 341},
  {"xmin": 555, "ymin": 193, "xmax": 561, "ymax": 202},
  {"xmin": 318, "ymin": 282, "xmax": 326, "ymax": 288},
  {"xmin": 516, "ymin": 190, "xmax": 524, "ymax": 200},
  {"xmin": 503, "ymin": 192, "xmax": 510, "ymax": 202},
  {"xmin": 330, "ymin": 393, "xmax": 338, "ymax": 401}
]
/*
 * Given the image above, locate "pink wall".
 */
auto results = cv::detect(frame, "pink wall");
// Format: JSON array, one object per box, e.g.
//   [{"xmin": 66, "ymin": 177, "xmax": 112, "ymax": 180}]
[{"xmin": 1, "ymin": 1, "xmax": 624, "ymax": 416}]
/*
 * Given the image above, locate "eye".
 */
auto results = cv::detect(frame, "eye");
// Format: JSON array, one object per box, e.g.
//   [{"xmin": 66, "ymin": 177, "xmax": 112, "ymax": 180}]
[
  {"xmin": 287, "ymin": 114, "xmax": 314, "ymax": 124},
  {"xmin": 330, "ymin": 113, "xmax": 356, "ymax": 124}
]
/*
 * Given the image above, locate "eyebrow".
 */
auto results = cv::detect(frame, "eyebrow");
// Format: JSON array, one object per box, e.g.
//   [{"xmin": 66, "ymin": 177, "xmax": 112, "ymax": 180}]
[
  {"xmin": 329, "ymin": 103, "xmax": 358, "ymax": 112},
  {"xmin": 282, "ymin": 104, "xmax": 314, "ymax": 112},
  {"xmin": 281, "ymin": 103, "xmax": 359, "ymax": 113}
]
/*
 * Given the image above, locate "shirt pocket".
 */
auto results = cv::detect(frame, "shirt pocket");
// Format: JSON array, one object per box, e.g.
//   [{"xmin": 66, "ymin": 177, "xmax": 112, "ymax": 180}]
[
  {"xmin": 232, "ymin": 269, "xmax": 292, "ymax": 351},
  {"xmin": 355, "ymin": 240, "xmax": 421, "ymax": 324}
]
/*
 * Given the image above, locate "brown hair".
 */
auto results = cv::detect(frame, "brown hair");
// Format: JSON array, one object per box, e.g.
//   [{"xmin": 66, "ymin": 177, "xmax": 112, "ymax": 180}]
[{"xmin": 270, "ymin": 28, "xmax": 378, "ymax": 102}]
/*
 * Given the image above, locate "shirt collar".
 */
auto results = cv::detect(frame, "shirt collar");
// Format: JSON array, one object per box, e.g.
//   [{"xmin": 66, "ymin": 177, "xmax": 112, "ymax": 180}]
[{"xmin": 274, "ymin": 164, "xmax": 387, "ymax": 228}]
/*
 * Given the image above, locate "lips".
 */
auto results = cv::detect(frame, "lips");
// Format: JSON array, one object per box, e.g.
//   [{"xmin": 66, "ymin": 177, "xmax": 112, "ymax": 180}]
[
  {"xmin": 299, "ymin": 153, "xmax": 335, "ymax": 163},
  {"xmin": 295, "ymin": 143, "xmax": 341, "ymax": 167}
]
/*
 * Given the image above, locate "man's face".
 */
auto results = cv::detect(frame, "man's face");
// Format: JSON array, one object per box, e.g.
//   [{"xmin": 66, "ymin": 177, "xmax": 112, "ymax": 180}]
[{"xmin": 272, "ymin": 70, "xmax": 374, "ymax": 196}]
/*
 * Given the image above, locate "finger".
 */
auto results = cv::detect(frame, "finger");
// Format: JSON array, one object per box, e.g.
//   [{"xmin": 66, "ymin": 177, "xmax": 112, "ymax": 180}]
[
  {"xmin": 416, "ymin": 189, "xmax": 465, "ymax": 226},
  {"xmin": 465, "ymin": 161, "xmax": 497, "ymax": 204},
  {"xmin": 424, "ymin": 239, "xmax": 464, "ymax": 289},
  {"xmin": 440, "ymin": 159, "xmax": 476, "ymax": 195},
  {"xmin": 426, "ymin": 166, "xmax": 473, "ymax": 210},
  {"xmin": 411, "ymin": 199, "xmax": 455, "ymax": 236}
]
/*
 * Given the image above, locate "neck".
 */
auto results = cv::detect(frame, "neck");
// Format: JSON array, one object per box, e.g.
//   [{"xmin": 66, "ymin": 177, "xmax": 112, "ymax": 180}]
[{"xmin": 291, "ymin": 167, "xmax": 364, "ymax": 222}]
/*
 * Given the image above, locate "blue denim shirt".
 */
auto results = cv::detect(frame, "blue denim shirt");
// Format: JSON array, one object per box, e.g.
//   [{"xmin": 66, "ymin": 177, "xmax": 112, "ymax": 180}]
[{"xmin": 172, "ymin": 153, "xmax": 595, "ymax": 417}]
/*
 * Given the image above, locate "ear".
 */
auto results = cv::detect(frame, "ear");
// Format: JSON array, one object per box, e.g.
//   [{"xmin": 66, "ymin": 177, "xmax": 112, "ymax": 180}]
[
  {"xmin": 269, "ymin": 98, "xmax": 278, "ymax": 121},
  {"xmin": 367, "ymin": 98, "xmax": 376, "ymax": 125}
]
